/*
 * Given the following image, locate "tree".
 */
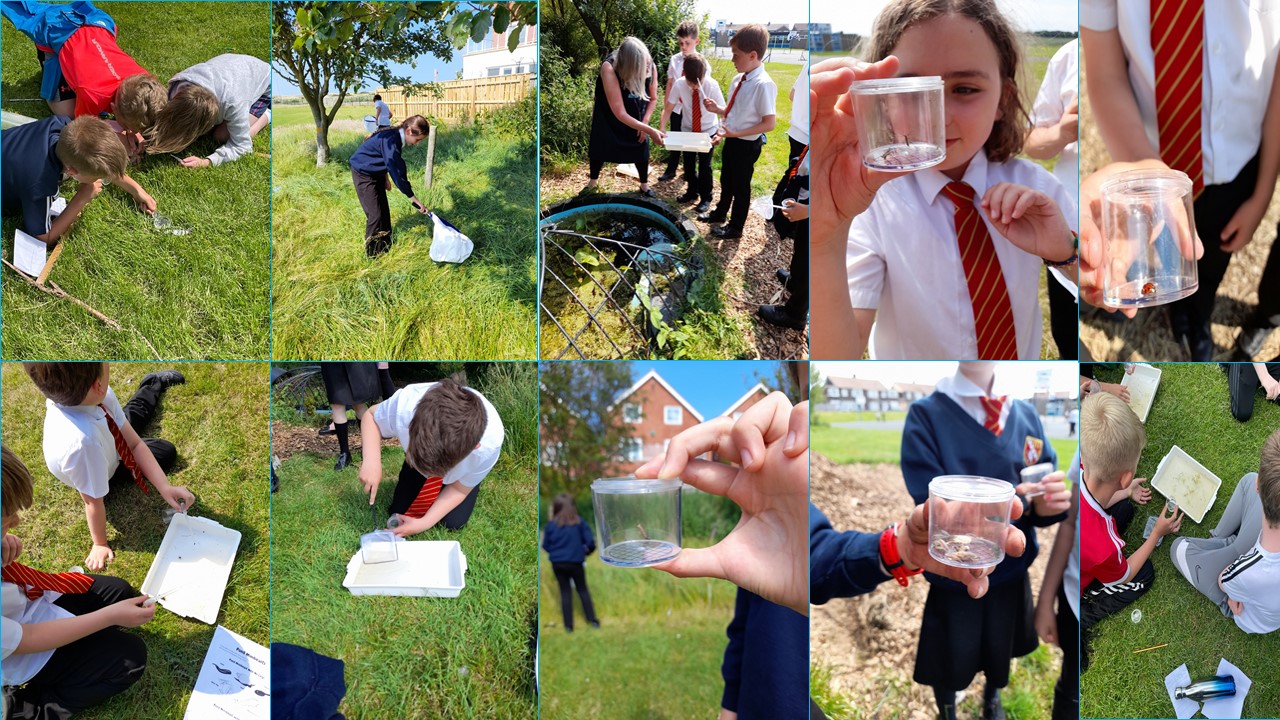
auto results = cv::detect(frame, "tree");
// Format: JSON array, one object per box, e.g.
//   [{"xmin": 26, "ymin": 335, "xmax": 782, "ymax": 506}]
[
  {"xmin": 810, "ymin": 367, "xmax": 826, "ymax": 407},
  {"xmin": 273, "ymin": 2, "xmax": 536, "ymax": 165},
  {"xmin": 539, "ymin": 362, "xmax": 636, "ymax": 498}
]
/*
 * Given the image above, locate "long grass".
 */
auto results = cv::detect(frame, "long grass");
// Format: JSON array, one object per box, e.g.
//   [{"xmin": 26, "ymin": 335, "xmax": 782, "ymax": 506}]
[
  {"xmin": 1, "ymin": 3, "xmax": 270, "ymax": 360},
  {"xmin": 1, "ymin": 362, "xmax": 270, "ymax": 720}
]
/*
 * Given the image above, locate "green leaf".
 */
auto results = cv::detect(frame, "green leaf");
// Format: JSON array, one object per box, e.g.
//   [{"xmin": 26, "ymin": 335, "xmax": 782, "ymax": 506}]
[
  {"xmin": 573, "ymin": 248, "xmax": 599, "ymax": 267},
  {"xmin": 493, "ymin": 5, "xmax": 510, "ymax": 33},
  {"xmin": 507, "ymin": 22, "xmax": 522, "ymax": 52},
  {"xmin": 470, "ymin": 10, "xmax": 491, "ymax": 43}
]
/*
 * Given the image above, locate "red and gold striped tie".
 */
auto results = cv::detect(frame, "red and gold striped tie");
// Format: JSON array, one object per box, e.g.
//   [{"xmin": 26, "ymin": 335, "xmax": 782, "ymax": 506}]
[
  {"xmin": 405, "ymin": 476, "xmax": 445, "ymax": 518},
  {"xmin": 723, "ymin": 75, "xmax": 745, "ymax": 123},
  {"xmin": 980, "ymin": 395, "xmax": 1007, "ymax": 436},
  {"xmin": 100, "ymin": 404, "xmax": 148, "ymax": 493},
  {"xmin": 691, "ymin": 87, "xmax": 702, "ymax": 133},
  {"xmin": 1152, "ymin": 0, "xmax": 1204, "ymax": 196},
  {"xmin": 3, "ymin": 562, "xmax": 93, "ymax": 600},
  {"xmin": 941, "ymin": 182, "xmax": 1019, "ymax": 359}
]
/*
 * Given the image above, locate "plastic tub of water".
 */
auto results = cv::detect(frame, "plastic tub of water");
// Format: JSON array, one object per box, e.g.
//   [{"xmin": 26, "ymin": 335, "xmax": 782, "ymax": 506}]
[
  {"xmin": 1100, "ymin": 169, "xmax": 1199, "ymax": 308},
  {"xmin": 360, "ymin": 529, "xmax": 401, "ymax": 565},
  {"xmin": 928, "ymin": 476, "xmax": 1015, "ymax": 569},
  {"xmin": 591, "ymin": 477, "xmax": 681, "ymax": 567},
  {"xmin": 849, "ymin": 76, "xmax": 946, "ymax": 171}
]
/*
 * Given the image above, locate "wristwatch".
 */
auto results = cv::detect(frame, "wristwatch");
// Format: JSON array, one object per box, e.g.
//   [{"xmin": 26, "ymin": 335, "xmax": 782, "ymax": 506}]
[{"xmin": 879, "ymin": 523, "xmax": 923, "ymax": 587}]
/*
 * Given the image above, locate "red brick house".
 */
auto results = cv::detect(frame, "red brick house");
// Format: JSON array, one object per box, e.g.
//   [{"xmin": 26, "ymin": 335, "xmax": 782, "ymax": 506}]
[
  {"xmin": 720, "ymin": 382, "xmax": 769, "ymax": 420},
  {"xmin": 606, "ymin": 369, "xmax": 705, "ymax": 475}
]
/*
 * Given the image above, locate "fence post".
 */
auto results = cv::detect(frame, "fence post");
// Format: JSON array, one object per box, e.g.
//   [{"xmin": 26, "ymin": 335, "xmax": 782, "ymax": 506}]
[
  {"xmin": 424, "ymin": 123, "xmax": 436, "ymax": 189},
  {"xmin": 470, "ymin": 79, "xmax": 477, "ymax": 119}
]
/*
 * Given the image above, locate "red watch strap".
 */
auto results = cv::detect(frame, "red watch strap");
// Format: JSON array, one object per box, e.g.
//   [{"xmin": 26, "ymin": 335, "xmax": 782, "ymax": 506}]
[{"xmin": 879, "ymin": 523, "xmax": 922, "ymax": 587}]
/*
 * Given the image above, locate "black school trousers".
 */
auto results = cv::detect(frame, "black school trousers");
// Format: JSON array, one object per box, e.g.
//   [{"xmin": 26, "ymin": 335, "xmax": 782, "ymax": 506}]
[
  {"xmin": 352, "ymin": 169, "xmax": 392, "ymax": 254},
  {"xmin": 714, "ymin": 136, "xmax": 764, "ymax": 229},
  {"xmin": 108, "ymin": 380, "xmax": 177, "ymax": 487},
  {"xmin": 386, "ymin": 461, "xmax": 480, "ymax": 530}
]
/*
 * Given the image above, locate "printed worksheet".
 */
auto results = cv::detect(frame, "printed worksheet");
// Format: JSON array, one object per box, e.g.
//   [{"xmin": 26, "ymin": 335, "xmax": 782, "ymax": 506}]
[
  {"xmin": 12, "ymin": 229, "xmax": 47, "ymax": 277},
  {"xmin": 183, "ymin": 625, "xmax": 269, "ymax": 720}
]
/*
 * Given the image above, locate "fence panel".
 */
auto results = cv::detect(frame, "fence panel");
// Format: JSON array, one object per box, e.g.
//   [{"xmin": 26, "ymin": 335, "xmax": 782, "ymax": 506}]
[{"xmin": 377, "ymin": 73, "xmax": 533, "ymax": 124}]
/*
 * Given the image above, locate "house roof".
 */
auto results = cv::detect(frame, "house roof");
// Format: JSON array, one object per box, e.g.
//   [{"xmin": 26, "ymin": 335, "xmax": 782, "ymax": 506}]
[
  {"xmin": 893, "ymin": 382, "xmax": 935, "ymax": 395},
  {"xmin": 613, "ymin": 369, "xmax": 705, "ymax": 422},
  {"xmin": 825, "ymin": 376, "xmax": 887, "ymax": 391},
  {"xmin": 720, "ymin": 383, "xmax": 769, "ymax": 417}
]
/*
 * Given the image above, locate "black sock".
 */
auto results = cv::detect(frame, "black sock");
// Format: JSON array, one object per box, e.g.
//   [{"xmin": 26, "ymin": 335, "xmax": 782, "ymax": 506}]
[
  {"xmin": 378, "ymin": 368, "xmax": 396, "ymax": 400},
  {"xmin": 934, "ymin": 688, "xmax": 956, "ymax": 714},
  {"xmin": 984, "ymin": 684, "xmax": 1001, "ymax": 705},
  {"xmin": 335, "ymin": 420, "xmax": 349, "ymax": 455}
]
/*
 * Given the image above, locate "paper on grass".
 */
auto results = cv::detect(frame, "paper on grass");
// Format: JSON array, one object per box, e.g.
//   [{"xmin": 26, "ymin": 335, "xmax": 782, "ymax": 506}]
[
  {"xmin": 12, "ymin": 229, "xmax": 48, "ymax": 277},
  {"xmin": 48, "ymin": 197, "xmax": 67, "ymax": 220},
  {"xmin": 183, "ymin": 625, "xmax": 269, "ymax": 720},
  {"xmin": 1201, "ymin": 658, "xmax": 1251, "ymax": 719},
  {"xmin": 1165, "ymin": 663, "xmax": 1199, "ymax": 719}
]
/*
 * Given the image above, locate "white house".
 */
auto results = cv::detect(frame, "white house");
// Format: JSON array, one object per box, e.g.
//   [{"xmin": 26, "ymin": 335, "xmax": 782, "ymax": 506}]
[
  {"xmin": 820, "ymin": 376, "xmax": 891, "ymax": 413},
  {"xmin": 461, "ymin": 23, "xmax": 536, "ymax": 79}
]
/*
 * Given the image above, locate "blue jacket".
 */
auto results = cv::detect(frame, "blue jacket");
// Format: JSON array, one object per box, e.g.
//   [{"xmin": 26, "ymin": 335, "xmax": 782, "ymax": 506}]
[
  {"xmin": 809, "ymin": 503, "xmax": 892, "ymax": 604},
  {"xmin": 348, "ymin": 127, "xmax": 414, "ymax": 198},
  {"xmin": 720, "ymin": 588, "xmax": 808, "ymax": 719},
  {"xmin": 1, "ymin": 114, "xmax": 69, "ymax": 236},
  {"xmin": 542, "ymin": 519, "xmax": 596, "ymax": 564}
]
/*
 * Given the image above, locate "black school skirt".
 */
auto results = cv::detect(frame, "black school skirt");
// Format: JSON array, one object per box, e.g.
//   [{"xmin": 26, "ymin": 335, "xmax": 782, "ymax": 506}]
[
  {"xmin": 912, "ymin": 573, "xmax": 1038, "ymax": 691},
  {"xmin": 319, "ymin": 362, "xmax": 381, "ymax": 407}
]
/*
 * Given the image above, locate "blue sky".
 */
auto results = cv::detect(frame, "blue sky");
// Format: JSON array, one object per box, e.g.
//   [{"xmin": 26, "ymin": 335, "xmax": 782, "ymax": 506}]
[
  {"xmin": 629, "ymin": 361, "xmax": 789, "ymax": 419},
  {"xmin": 272, "ymin": 20, "xmax": 463, "ymax": 96}
]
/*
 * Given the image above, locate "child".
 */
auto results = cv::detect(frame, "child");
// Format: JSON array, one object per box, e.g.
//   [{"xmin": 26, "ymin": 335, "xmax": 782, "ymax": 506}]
[
  {"xmin": 1170, "ymin": 429, "xmax": 1280, "ymax": 634},
  {"xmin": 348, "ymin": 115, "xmax": 430, "ymax": 257},
  {"xmin": 541, "ymin": 493, "xmax": 599, "ymax": 632},
  {"xmin": 24, "ymin": 363, "xmax": 194, "ymax": 570},
  {"xmin": 658, "ymin": 20, "xmax": 700, "ymax": 184},
  {"xmin": 758, "ymin": 147, "xmax": 808, "ymax": 331},
  {"xmin": 1, "ymin": 1, "xmax": 167, "ymax": 138},
  {"xmin": 2, "ymin": 445, "xmax": 155, "ymax": 717},
  {"xmin": 145, "ymin": 53, "xmax": 271, "ymax": 168},
  {"xmin": 1034, "ymin": 449, "xmax": 1080, "ymax": 720},
  {"xmin": 1079, "ymin": 392, "xmax": 1182, "ymax": 666},
  {"xmin": 900, "ymin": 362, "xmax": 1070, "ymax": 719},
  {"xmin": 358, "ymin": 378, "xmax": 504, "ymax": 536},
  {"xmin": 809, "ymin": 0, "xmax": 1079, "ymax": 360},
  {"xmin": 373, "ymin": 93, "xmax": 392, "ymax": 129},
  {"xmin": 660, "ymin": 52, "xmax": 724, "ymax": 212},
  {"xmin": 697, "ymin": 24, "xmax": 776, "ymax": 240}
]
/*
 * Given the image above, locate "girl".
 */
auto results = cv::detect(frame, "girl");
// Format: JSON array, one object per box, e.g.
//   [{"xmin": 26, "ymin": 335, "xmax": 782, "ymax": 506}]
[
  {"xmin": 347, "ymin": 115, "xmax": 430, "ymax": 257},
  {"xmin": 809, "ymin": 0, "xmax": 1080, "ymax": 360},
  {"xmin": 541, "ymin": 493, "xmax": 599, "ymax": 632},
  {"xmin": 145, "ymin": 53, "xmax": 272, "ymax": 169},
  {"xmin": 318, "ymin": 363, "xmax": 393, "ymax": 471},
  {"xmin": 586, "ymin": 36, "xmax": 664, "ymax": 197}
]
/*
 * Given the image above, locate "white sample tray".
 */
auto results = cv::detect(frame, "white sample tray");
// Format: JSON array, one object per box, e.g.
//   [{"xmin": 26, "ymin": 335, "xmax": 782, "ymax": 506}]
[
  {"xmin": 663, "ymin": 131, "xmax": 713, "ymax": 153},
  {"xmin": 343, "ymin": 540, "xmax": 467, "ymax": 597},
  {"xmin": 140, "ymin": 514, "xmax": 241, "ymax": 624},
  {"xmin": 1150, "ymin": 445, "xmax": 1223, "ymax": 524},
  {"xmin": 1121, "ymin": 363, "xmax": 1162, "ymax": 422}
]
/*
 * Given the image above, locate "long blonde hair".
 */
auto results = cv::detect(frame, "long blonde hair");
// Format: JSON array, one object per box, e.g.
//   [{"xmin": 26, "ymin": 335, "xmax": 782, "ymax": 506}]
[
  {"xmin": 146, "ymin": 84, "xmax": 220, "ymax": 155},
  {"xmin": 613, "ymin": 36, "xmax": 652, "ymax": 101}
]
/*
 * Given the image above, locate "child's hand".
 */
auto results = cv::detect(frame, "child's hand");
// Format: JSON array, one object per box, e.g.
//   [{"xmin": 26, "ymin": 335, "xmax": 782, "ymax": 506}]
[
  {"xmin": 107, "ymin": 595, "xmax": 156, "ymax": 628},
  {"xmin": 137, "ymin": 189, "xmax": 157, "ymax": 215},
  {"xmin": 76, "ymin": 179, "xmax": 104, "ymax": 200},
  {"xmin": 1228, "ymin": 598, "xmax": 1245, "ymax": 616},
  {"xmin": 1100, "ymin": 381, "xmax": 1130, "ymax": 403},
  {"xmin": 385, "ymin": 175, "xmax": 393, "ymax": 192},
  {"xmin": 899, "ymin": 499, "xmax": 1026, "ymax": 599},
  {"xmin": 718, "ymin": 709, "xmax": 738, "ymax": 720},
  {"xmin": 359, "ymin": 463, "xmax": 382, "ymax": 505},
  {"xmin": 711, "ymin": 129, "xmax": 725, "ymax": 146},
  {"xmin": 1221, "ymin": 194, "xmax": 1268, "ymax": 252},
  {"xmin": 1034, "ymin": 595, "xmax": 1058, "ymax": 645},
  {"xmin": 410, "ymin": 196, "xmax": 429, "ymax": 214},
  {"xmin": 179, "ymin": 156, "xmax": 212, "ymax": 169},
  {"xmin": 1262, "ymin": 373, "xmax": 1280, "ymax": 401},
  {"xmin": 86, "ymin": 544, "xmax": 114, "ymax": 571},
  {"xmin": 1059, "ymin": 98, "xmax": 1079, "ymax": 145},
  {"xmin": 1, "ymin": 535, "xmax": 22, "ymax": 566},
  {"xmin": 1020, "ymin": 472, "xmax": 1070, "ymax": 516},
  {"xmin": 1154, "ymin": 504, "xmax": 1183, "ymax": 537},
  {"xmin": 160, "ymin": 485, "xmax": 196, "ymax": 513},
  {"xmin": 1128, "ymin": 478, "xmax": 1151, "ymax": 505},
  {"xmin": 703, "ymin": 95, "xmax": 720, "ymax": 114},
  {"xmin": 780, "ymin": 199, "xmax": 808, "ymax": 221},
  {"xmin": 980, "ymin": 183, "xmax": 1074, "ymax": 263},
  {"xmin": 389, "ymin": 514, "xmax": 427, "ymax": 538},
  {"xmin": 633, "ymin": 392, "xmax": 809, "ymax": 615}
]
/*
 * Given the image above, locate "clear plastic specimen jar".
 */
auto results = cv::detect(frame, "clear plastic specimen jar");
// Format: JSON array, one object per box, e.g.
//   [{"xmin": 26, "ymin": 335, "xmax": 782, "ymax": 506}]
[
  {"xmin": 591, "ymin": 477, "xmax": 682, "ymax": 568},
  {"xmin": 360, "ymin": 529, "xmax": 400, "ymax": 565},
  {"xmin": 1019, "ymin": 462, "xmax": 1055, "ymax": 497},
  {"xmin": 1100, "ymin": 169, "xmax": 1200, "ymax": 307},
  {"xmin": 849, "ymin": 76, "xmax": 946, "ymax": 171},
  {"xmin": 928, "ymin": 476, "xmax": 1015, "ymax": 569}
]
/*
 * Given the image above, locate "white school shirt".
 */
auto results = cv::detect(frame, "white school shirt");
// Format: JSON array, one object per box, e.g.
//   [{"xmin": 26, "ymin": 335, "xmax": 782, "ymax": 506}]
[
  {"xmin": 789, "ymin": 60, "xmax": 810, "ymax": 145},
  {"xmin": 847, "ymin": 151, "xmax": 1078, "ymax": 360},
  {"xmin": 372, "ymin": 383, "xmax": 504, "ymax": 487},
  {"xmin": 1221, "ymin": 541, "xmax": 1280, "ymax": 634},
  {"xmin": 1030, "ymin": 39, "xmax": 1079, "ymax": 208},
  {"xmin": 374, "ymin": 99, "xmax": 391, "ymax": 126},
  {"xmin": 666, "ymin": 53, "xmax": 687, "ymax": 112},
  {"xmin": 935, "ymin": 372, "xmax": 1011, "ymax": 430},
  {"xmin": 668, "ymin": 77, "xmax": 724, "ymax": 134},
  {"xmin": 1080, "ymin": 0, "xmax": 1280, "ymax": 186},
  {"xmin": 2, "ymin": 582, "xmax": 71, "ymax": 686},
  {"xmin": 42, "ymin": 387, "xmax": 128, "ymax": 500},
  {"xmin": 722, "ymin": 66, "xmax": 777, "ymax": 141}
]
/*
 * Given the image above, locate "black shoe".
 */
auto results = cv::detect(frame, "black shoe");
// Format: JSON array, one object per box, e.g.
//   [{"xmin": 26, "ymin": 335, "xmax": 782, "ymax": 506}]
[
  {"xmin": 697, "ymin": 210, "xmax": 727, "ymax": 223},
  {"xmin": 638, "ymin": 187, "xmax": 656, "ymax": 198},
  {"xmin": 565, "ymin": 626, "xmax": 574, "ymax": 634},
  {"xmin": 334, "ymin": 452, "xmax": 351, "ymax": 471},
  {"xmin": 658, "ymin": 170, "xmax": 677, "ymax": 181},
  {"xmin": 1190, "ymin": 321, "xmax": 1215, "ymax": 361},
  {"xmin": 711, "ymin": 225, "xmax": 743, "ymax": 239},
  {"xmin": 694, "ymin": 200, "xmax": 711, "ymax": 214},
  {"xmin": 141, "ymin": 370, "xmax": 185, "ymax": 390},
  {"xmin": 365, "ymin": 238, "xmax": 390, "ymax": 258},
  {"xmin": 589, "ymin": 619, "xmax": 601, "ymax": 628},
  {"xmin": 1238, "ymin": 325, "xmax": 1273, "ymax": 359},
  {"xmin": 758, "ymin": 304, "xmax": 806, "ymax": 330},
  {"xmin": 983, "ymin": 697, "xmax": 1006, "ymax": 720},
  {"xmin": 318, "ymin": 423, "xmax": 336, "ymax": 436},
  {"xmin": 775, "ymin": 268, "xmax": 791, "ymax": 289},
  {"xmin": 936, "ymin": 704, "xmax": 957, "ymax": 720},
  {"xmin": 677, "ymin": 191, "xmax": 699, "ymax": 203}
]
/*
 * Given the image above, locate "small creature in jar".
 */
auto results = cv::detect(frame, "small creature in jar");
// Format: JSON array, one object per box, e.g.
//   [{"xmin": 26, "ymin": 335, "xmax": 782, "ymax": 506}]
[{"xmin": 1142, "ymin": 282, "xmax": 1157, "ymax": 296}]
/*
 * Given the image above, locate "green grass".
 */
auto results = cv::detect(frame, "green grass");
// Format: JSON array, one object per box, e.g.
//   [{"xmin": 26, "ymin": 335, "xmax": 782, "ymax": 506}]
[
  {"xmin": 1, "ymin": 362, "xmax": 269, "ymax": 720},
  {"xmin": 1083, "ymin": 364, "xmax": 1280, "ymax": 719},
  {"xmin": 813, "ymin": 425, "xmax": 1077, "ymax": 467},
  {"xmin": 814, "ymin": 410, "xmax": 908, "ymax": 424},
  {"xmin": 1, "ymin": 3, "xmax": 270, "ymax": 360},
  {"xmin": 271, "ymin": 117, "xmax": 537, "ymax": 360},
  {"xmin": 271, "ymin": 103, "xmax": 369, "ymax": 128},
  {"xmin": 272, "ymin": 363, "xmax": 539, "ymax": 718}
]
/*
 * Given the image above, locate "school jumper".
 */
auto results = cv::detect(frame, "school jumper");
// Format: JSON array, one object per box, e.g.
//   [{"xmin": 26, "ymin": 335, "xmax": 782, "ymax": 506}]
[
  {"xmin": 542, "ymin": 519, "xmax": 599, "ymax": 630},
  {"xmin": 720, "ymin": 588, "xmax": 808, "ymax": 720},
  {"xmin": 1, "ymin": 114, "xmax": 69, "ymax": 237},
  {"xmin": 349, "ymin": 128, "xmax": 416, "ymax": 256},
  {"xmin": 168, "ymin": 53, "xmax": 270, "ymax": 166}
]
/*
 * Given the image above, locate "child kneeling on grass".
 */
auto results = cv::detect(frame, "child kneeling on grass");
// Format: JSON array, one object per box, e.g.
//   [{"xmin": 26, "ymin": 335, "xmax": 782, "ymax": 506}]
[
  {"xmin": 348, "ymin": 115, "xmax": 431, "ymax": 257},
  {"xmin": 145, "ymin": 53, "xmax": 272, "ymax": 169},
  {"xmin": 1170, "ymin": 429, "xmax": 1280, "ymax": 634},
  {"xmin": 25, "ymin": 363, "xmax": 194, "ymax": 571},
  {"xmin": 358, "ymin": 378, "xmax": 504, "ymax": 537},
  {"xmin": 2, "ymin": 445, "xmax": 155, "ymax": 718}
]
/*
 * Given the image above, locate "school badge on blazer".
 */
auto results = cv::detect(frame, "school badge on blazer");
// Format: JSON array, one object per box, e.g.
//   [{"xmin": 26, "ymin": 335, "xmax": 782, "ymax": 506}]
[{"xmin": 1023, "ymin": 436, "xmax": 1043, "ymax": 466}]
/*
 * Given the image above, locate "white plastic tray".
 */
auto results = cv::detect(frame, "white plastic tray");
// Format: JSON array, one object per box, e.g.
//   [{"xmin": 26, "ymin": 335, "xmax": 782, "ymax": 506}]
[
  {"xmin": 343, "ymin": 540, "xmax": 467, "ymax": 597},
  {"xmin": 1121, "ymin": 363, "xmax": 1162, "ymax": 422},
  {"xmin": 1150, "ymin": 445, "xmax": 1222, "ymax": 524},
  {"xmin": 663, "ymin": 131, "xmax": 713, "ymax": 153},
  {"xmin": 140, "ymin": 514, "xmax": 241, "ymax": 624}
]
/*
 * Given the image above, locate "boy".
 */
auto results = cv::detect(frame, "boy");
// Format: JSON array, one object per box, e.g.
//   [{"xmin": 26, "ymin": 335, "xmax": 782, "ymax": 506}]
[
  {"xmin": 660, "ymin": 53, "xmax": 724, "ymax": 213},
  {"xmin": 697, "ymin": 24, "xmax": 776, "ymax": 239},
  {"xmin": 25, "ymin": 363, "xmax": 193, "ymax": 570},
  {"xmin": 2, "ymin": 445, "xmax": 155, "ymax": 717},
  {"xmin": 658, "ymin": 20, "xmax": 699, "ymax": 184},
  {"xmin": 1, "ymin": 1, "xmax": 167, "ymax": 139},
  {"xmin": 1170, "ymin": 430, "xmax": 1280, "ymax": 634},
  {"xmin": 373, "ymin": 93, "xmax": 392, "ymax": 129},
  {"xmin": 1080, "ymin": 392, "xmax": 1183, "ymax": 662},
  {"xmin": 358, "ymin": 378, "xmax": 504, "ymax": 536},
  {"xmin": 145, "ymin": 53, "xmax": 272, "ymax": 168}
]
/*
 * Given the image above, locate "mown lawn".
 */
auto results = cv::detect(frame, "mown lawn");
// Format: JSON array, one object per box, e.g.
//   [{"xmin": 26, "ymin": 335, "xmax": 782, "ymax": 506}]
[{"xmin": 813, "ymin": 424, "xmax": 1078, "ymax": 468}]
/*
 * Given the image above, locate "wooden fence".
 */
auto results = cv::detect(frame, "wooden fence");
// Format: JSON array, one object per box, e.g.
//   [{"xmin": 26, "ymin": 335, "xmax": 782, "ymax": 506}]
[{"xmin": 376, "ymin": 73, "xmax": 533, "ymax": 124}]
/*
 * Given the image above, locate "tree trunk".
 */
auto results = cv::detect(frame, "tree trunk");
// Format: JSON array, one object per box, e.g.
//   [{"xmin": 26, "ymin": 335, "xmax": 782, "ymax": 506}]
[{"xmin": 307, "ymin": 97, "xmax": 331, "ymax": 166}]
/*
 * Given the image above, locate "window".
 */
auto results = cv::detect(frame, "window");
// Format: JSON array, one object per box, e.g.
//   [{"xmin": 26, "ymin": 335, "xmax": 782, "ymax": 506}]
[
  {"xmin": 623, "ymin": 403, "xmax": 642, "ymax": 424},
  {"xmin": 664, "ymin": 406, "xmax": 682, "ymax": 425},
  {"xmin": 622, "ymin": 438, "xmax": 644, "ymax": 461}
]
